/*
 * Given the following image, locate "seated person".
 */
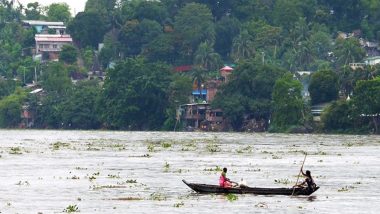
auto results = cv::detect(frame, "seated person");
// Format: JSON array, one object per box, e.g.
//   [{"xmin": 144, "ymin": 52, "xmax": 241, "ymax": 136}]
[
  {"xmin": 239, "ymin": 178, "xmax": 248, "ymax": 188},
  {"xmin": 295, "ymin": 168, "xmax": 316, "ymax": 191},
  {"xmin": 219, "ymin": 167, "xmax": 234, "ymax": 188}
]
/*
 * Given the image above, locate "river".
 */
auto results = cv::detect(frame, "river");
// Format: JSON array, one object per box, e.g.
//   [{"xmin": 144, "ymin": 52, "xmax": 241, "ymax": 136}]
[{"xmin": 0, "ymin": 130, "xmax": 379, "ymax": 213}]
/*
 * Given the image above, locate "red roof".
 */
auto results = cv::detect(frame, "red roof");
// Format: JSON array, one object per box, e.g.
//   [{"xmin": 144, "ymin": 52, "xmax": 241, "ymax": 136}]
[
  {"xmin": 220, "ymin": 66, "xmax": 233, "ymax": 72},
  {"xmin": 174, "ymin": 65, "xmax": 193, "ymax": 72}
]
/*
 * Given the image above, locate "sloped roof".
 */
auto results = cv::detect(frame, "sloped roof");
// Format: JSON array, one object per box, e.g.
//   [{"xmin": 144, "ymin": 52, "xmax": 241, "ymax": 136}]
[{"xmin": 220, "ymin": 66, "xmax": 233, "ymax": 72}]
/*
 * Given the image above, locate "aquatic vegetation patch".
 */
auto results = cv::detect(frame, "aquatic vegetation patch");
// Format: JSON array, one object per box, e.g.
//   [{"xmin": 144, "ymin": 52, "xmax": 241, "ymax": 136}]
[
  {"xmin": 63, "ymin": 204, "xmax": 79, "ymax": 213},
  {"xmin": 163, "ymin": 162, "xmax": 170, "ymax": 172},
  {"xmin": 206, "ymin": 143, "xmax": 221, "ymax": 153},
  {"xmin": 91, "ymin": 185, "xmax": 126, "ymax": 190},
  {"xmin": 173, "ymin": 201, "xmax": 185, "ymax": 207},
  {"xmin": 147, "ymin": 144, "xmax": 155, "ymax": 152},
  {"xmin": 175, "ymin": 168, "xmax": 189, "ymax": 173},
  {"xmin": 261, "ymin": 150, "xmax": 273, "ymax": 154},
  {"xmin": 75, "ymin": 167, "xmax": 88, "ymax": 170},
  {"xmin": 129, "ymin": 154, "xmax": 151, "ymax": 158},
  {"xmin": 161, "ymin": 142, "xmax": 172, "ymax": 148},
  {"xmin": 113, "ymin": 197, "xmax": 142, "ymax": 201},
  {"xmin": 51, "ymin": 141, "xmax": 70, "ymax": 150},
  {"xmin": 236, "ymin": 146, "xmax": 253, "ymax": 153},
  {"xmin": 203, "ymin": 166, "xmax": 222, "ymax": 172},
  {"xmin": 69, "ymin": 175, "xmax": 80, "ymax": 180},
  {"xmin": 108, "ymin": 173, "xmax": 121, "ymax": 179},
  {"xmin": 246, "ymin": 168, "xmax": 261, "ymax": 172},
  {"xmin": 9, "ymin": 147, "xmax": 23, "ymax": 155},
  {"xmin": 181, "ymin": 142, "xmax": 197, "ymax": 151},
  {"xmin": 88, "ymin": 172, "xmax": 100, "ymax": 181},
  {"xmin": 255, "ymin": 202, "xmax": 268, "ymax": 208},
  {"xmin": 226, "ymin": 193, "xmax": 238, "ymax": 201},
  {"xmin": 150, "ymin": 192, "xmax": 167, "ymax": 201},
  {"xmin": 343, "ymin": 142, "xmax": 364, "ymax": 147},
  {"xmin": 274, "ymin": 178, "xmax": 291, "ymax": 185},
  {"xmin": 338, "ymin": 186, "xmax": 355, "ymax": 192},
  {"xmin": 272, "ymin": 155, "xmax": 282, "ymax": 159},
  {"xmin": 15, "ymin": 180, "xmax": 30, "ymax": 186}
]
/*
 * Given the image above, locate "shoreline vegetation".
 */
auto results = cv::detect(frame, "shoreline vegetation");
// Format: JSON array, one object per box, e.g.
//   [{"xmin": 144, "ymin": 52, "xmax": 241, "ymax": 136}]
[{"xmin": 1, "ymin": 1, "xmax": 380, "ymax": 134}]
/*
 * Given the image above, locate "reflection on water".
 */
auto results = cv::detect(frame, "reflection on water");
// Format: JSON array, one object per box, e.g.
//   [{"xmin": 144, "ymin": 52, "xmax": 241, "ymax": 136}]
[{"xmin": 0, "ymin": 130, "xmax": 379, "ymax": 213}]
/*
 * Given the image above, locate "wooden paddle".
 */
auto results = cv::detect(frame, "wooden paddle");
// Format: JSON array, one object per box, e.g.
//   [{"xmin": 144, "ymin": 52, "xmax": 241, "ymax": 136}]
[{"xmin": 291, "ymin": 153, "xmax": 307, "ymax": 196}]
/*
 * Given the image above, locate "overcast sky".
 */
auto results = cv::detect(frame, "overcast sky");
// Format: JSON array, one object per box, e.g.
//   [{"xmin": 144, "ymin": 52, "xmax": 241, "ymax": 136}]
[{"xmin": 18, "ymin": 0, "xmax": 86, "ymax": 15}]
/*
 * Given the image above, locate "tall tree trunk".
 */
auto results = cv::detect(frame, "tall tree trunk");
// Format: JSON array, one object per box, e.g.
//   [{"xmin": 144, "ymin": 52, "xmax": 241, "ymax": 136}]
[{"xmin": 373, "ymin": 116, "xmax": 379, "ymax": 134}]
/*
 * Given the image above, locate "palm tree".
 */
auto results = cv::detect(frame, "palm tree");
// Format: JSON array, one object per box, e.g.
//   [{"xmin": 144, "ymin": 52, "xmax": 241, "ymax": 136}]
[
  {"xmin": 231, "ymin": 30, "xmax": 255, "ymax": 62},
  {"xmin": 194, "ymin": 41, "xmax": 222, "ymax": 71},
  {"xmin": 335, "ymin": 37, "xmax": 366, "ymax": 67},
  {"xmin": 189, "ymin": 67, "xmax": 206, "ymax": 102}
]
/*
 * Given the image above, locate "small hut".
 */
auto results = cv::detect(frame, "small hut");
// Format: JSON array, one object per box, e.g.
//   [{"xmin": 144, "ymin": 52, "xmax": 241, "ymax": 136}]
[{"xmin": 219, "ymin": 66, "xmax": 233, "ymax": 82}]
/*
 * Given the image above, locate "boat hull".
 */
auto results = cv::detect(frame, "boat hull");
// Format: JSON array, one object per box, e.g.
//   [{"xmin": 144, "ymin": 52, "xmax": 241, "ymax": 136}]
[{"xmin": 182, "ymin": 180, "xmax": 319, "ymax": 196}]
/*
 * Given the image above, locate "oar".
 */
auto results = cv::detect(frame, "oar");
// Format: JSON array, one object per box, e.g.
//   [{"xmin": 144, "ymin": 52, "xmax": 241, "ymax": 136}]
[{"xmin": 291, "ymin": 153, "xmax": 307, "ymax": 196}]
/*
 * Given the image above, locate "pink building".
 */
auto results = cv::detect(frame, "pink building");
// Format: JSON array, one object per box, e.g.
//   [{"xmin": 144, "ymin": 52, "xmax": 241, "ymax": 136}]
[{"xmin": 35, "ymin": 34, "xmax": 73, "ymax": 61}]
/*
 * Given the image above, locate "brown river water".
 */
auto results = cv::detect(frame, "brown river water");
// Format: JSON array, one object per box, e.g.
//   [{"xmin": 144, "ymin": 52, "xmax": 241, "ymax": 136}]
[{"xmin": 0, "ymin": 130, "xmax": 379, "ymax": 213}]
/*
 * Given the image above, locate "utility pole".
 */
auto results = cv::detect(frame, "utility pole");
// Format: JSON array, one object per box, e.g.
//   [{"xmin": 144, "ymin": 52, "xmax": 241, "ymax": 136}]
[
  {"xmin": 23, "ymin": 67, "xmax": 26, "ymax": 85},
  {"xmin": 262, "ymin": 51, "xmax": 265, "ymax": 65},
  {"xmin": 34, "ymin": 66, "xmax": 37, "ymax": 83}
]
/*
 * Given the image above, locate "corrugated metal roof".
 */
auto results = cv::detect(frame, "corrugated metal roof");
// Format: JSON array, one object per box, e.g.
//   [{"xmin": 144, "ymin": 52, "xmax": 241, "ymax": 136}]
[
  {"xmin": 35, "ymin": 34, "xmax": 73, "ymax": 42},
  {"xmin": 23, "ymin": 20, "xmax": 64, "ymax": 26}
]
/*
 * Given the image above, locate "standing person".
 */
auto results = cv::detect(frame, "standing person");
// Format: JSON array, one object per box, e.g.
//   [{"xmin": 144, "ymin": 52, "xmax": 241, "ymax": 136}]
[{"xmin": 219, "ymin": 167, "xmax": 233, "ymax": 188}]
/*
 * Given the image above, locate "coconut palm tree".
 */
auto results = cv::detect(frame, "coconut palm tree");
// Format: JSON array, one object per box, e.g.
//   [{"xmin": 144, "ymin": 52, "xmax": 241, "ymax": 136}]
[
  {"xmin": 231, "ymin": 30, "xmax": 255, "ymax": 62},
  {"xmin": 189, "ymin": 66, "xmax": 207, "ymax": 102},
  {"xmin": 194, "ymin": 41, "xmax": 222, "ymax": 71},
  {"xmin": 334, "ymin": 37, "xmax": 366, "ymax": 67}
]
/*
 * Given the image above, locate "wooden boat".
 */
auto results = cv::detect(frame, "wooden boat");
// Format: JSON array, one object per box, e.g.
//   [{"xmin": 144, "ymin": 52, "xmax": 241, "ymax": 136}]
[{"xmin": 182, "ymin": 180, "xmax": 319, "ymax": 196}]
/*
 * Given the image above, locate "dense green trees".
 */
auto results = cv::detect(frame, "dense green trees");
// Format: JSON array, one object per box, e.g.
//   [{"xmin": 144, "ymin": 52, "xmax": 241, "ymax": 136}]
[
  {"xmin": 1, "ymin": 0, "xmax": 380, "ymax": 133},
  {"xmin": 353, "ymin": 77, "xmax": 380, "ymax": 133},
  {"xmin": 213, "ymin": 62, "xmax": 285, "ymax": 130},
  {"xmin": 41, "ymin": 62, "xmax": 72, "ymax": 94},
  {"xmin": 24, "ymin": 2, "xmax": 43, "ymax": 20},
  {"xmin": 59, "ymin": 45, "xmax": 78, "ymax": 64},
  {"xmin": 67, "ymin": 12, "xmax": 106, "ymax": 48},
  {"xmin": 321, "ymin": 100, "xmax": 355, "ymax": 133},
  {"xmin": 0, "ymin": 88, "xmax": 27, "ymax": 128},
  {"xmin": 119, "ymin": 19, "xmax": 163, "ymax": 56},
  {"xmin": 174, "ymin": 3, "xmax": 215, "ymax": 59},
  {"xmin": 334, "ymin": 37, "xmax": 366, "ymax": 68},
  {"xmin": 102, "ymin": 58, "xmax": 173, "ymax": 130},
  {"xmin": 46, "ymin": 3, "xmax": 71, "ymax": 23},
  {"xmin": 59, "ymin": 80, "xmax": 102, "ymax": 129},
  {"xmin": 309, "ymin": 70, "xmax": 339, "ymax": 105},
  {"xmin": 194, "ymin": 42, "xmax": 222, "ymax": 71},
  {"xmin": 271, "ymin": 73, "xmax": 305, "ymax": 132}
]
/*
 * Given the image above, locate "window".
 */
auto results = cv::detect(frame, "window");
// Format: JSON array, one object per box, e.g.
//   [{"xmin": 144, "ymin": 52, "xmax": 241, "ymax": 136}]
[
  {"xmin": 44, "ymin": 44, "xmax": 50, "ymax": 49},
  {"xmin": 53, "ymin": 44, "xmax": 58, "ymax": 49},
  {"xmin": 39, "ymin": 44, "xmax": 43, "ymax": 49}
]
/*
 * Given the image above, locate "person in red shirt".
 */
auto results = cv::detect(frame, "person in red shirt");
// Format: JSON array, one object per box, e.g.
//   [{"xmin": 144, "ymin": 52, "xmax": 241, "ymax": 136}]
[{"xmin": 219, "ymin": 167, "xmax": 233, "ymax": 188}]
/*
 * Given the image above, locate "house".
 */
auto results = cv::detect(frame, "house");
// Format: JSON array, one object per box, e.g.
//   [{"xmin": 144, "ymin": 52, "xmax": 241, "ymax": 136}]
[
  {"xmin": 204, "ymin": 79, "xmax": 222, "ymax": 102},
  {"xmin": 35, "ymin": 34, "xmax": 73, "ymax": 61},
  {"xmin": 22, "ymin": 20, "xmax": 66, "ymax": 34},
  {"xmin": 219, "ymin": 66, "xmax": 233, "ymax": 82},
  {"xmin": 364, "ymin": 56, "xmax": 380, "ymax": 66},
  {"xmin": 311, "ymin": 102, "xmax": 331, "ymax": 122},
  {"xmin": 179, "ymin": 103, "xmax": 224, "ymax": 131}
]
